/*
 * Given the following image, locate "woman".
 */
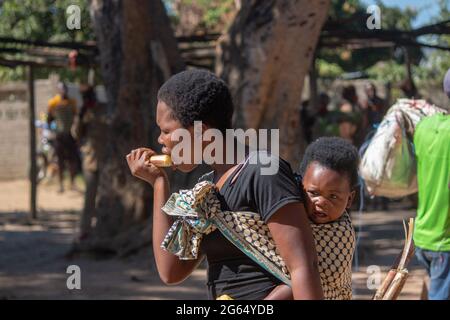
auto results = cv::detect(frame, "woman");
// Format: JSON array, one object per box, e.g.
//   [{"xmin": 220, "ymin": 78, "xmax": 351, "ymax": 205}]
[{"xmin": 126, "ymin": 69, "xmax": 323, "ymax": 300}]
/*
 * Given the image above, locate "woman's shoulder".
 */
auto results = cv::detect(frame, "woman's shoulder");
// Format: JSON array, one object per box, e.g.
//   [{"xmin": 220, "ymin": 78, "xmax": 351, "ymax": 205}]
[{"xmin": 240, "ymin": 150, "xmax": 295, "ymax": 178}]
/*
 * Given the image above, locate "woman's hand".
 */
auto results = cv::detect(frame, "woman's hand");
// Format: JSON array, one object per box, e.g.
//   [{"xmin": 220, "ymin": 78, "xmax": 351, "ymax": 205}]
[
  {"xmin": 126, "ymin": 147, "xmax": 168, "ymax": 187},
  {"xmin": 126, "ymin": 147, "xmax": 203, "ymax": 285}
]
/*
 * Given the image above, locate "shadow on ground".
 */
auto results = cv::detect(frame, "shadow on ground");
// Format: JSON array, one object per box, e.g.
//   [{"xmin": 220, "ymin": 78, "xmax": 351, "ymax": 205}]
[
  {"xmin": 0, "ymin": 209, "xmax": 207, "ymax": 300},
  {"xmin": 0, "ymin": 180, "xmax": 427, "ymax": 300}
]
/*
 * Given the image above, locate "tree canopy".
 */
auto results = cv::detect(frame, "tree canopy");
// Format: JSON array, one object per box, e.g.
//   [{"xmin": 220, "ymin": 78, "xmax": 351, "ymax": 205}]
[
  {"xmin": 1, "ymin": 0, "xmax": 449, "ymax": 88},
  {"xmin": 0, "ymin": 0, "xmax": 94, "ymax": 81}
]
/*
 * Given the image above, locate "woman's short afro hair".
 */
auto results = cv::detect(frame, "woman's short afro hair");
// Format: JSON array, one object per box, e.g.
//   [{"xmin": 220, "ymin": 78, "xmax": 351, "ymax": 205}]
[
  {"xmin": 299, "ymin": 137, "xmax": 360, "ymax": 189},
  {"xmin": 157, "ymin": 69, "xmax": 234, "ymax": 133}
]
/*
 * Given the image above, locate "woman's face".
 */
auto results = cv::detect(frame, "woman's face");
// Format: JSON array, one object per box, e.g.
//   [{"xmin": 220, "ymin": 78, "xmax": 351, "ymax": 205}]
[
  {"xmin": 156, "ymin": 100, "xmax": 199, "ymax": 173},
  {"xmin": 302, "ymin": 162, "xmax": 355, "ymax": 224}
]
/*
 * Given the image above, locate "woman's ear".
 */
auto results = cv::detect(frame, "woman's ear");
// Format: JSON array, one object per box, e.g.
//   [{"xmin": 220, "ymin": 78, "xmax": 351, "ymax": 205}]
[{"xmin": 346, "ymin": 190, "xmax": 356, "ymax": 209}]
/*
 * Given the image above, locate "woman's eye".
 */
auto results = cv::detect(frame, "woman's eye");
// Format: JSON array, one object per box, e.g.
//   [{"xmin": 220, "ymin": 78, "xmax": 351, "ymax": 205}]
[
  {"xmin": 308, "ymin": 191, "xmax": 319, "ymax": 196},
  {"xmin": 330, "ymin": 194, "xmax": 338, "ymax": 200}
]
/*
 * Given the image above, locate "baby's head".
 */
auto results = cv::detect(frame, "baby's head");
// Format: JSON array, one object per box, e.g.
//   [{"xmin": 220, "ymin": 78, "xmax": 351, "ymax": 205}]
[{"xmin": 299, "ymin": 137, "xmax": 359, "ymax": 224}]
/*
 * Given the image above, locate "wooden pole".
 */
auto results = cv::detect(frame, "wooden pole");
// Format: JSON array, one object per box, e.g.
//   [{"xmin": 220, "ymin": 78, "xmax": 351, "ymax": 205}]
[
  {"xmin": 404, "ymin": 47, "xmax": 413, "ymax": 84},
  {"xmin": 403, "ymin": 47, "xmax": 418, "ymax": 98},
  {"xmin": 28, "ymin": 65, "xmax": 37, "ymax": 220}
]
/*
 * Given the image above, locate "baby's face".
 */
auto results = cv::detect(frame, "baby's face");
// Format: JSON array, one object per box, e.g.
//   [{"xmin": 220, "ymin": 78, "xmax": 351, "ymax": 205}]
[{"xmin": 302, "ymin": 162, "xmax": 355, "ymax": 224}]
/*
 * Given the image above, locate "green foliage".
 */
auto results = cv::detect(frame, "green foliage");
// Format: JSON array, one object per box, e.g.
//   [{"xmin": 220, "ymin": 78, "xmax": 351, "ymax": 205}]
[
  {"xmin": 201, "ymin": 0, "xmax": 235, "ymax": 29},
  {"xmin": 0, "ymin": 65, "xmax": 24, "ymax": 82},
  {"xmin": 0, "ymin": 0, "xmax": 93, "ymax": 41},
  {"xmin": 317, "ymin": 59, "xmax": 344, "ymax": 78},
  {"xmin": 412, "ymin": 0, "xmax": 450, "ymax": 87},
  {"xmin": 375, "ymin": 0, "xmax": 417, "ymax": 30},
  {"xmin": 321, "ymin": 0, "xmax": 424, "ymax": 75},
  {"xmin": 164, "ymin": 0, "xmax": 236, "ymax": 32},
  {"xmin": 2, "ymin": 0, "xmax": 449, "ymax": 87},
  {"xmin": 367, "ymin": 60, "xmax": 407, "ymax": 83},
  {"xmin": 0, "ymin": 0, "xmax": 94, "ymax": 82},
  {"xmin": 329, "ymin": 0, "xmax": 364, "ymax": 20},
  {"xmin": 367, "ymin": 0, "xmax": 450, "ymax": 89}
]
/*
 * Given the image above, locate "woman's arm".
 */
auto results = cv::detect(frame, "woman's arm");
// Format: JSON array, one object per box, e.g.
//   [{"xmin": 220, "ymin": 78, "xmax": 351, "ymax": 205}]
[
  {"xmin": 127, "ymin": 148, "xmax": 203, "ymax": 285},
  {"xmin": 267, "ymin": 202, "xmax": 323, "ymax": 300},
  {"xmin": 152, "ymin": 175, "xmax": 204, "ymax": 284},
  {"xmin": 264, "ymin": 284, "xmax": 293, "ymax": 300}
]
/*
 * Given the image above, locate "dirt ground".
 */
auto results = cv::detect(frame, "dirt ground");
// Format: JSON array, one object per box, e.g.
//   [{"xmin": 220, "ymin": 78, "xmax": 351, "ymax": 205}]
[{"xmin": 0, "ymin": 179, "xmax": 427, "ymax": 300}]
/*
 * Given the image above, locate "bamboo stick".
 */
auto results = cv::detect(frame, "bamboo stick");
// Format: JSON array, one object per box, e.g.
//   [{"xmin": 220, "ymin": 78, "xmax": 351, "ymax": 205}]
[
  {"xmin": 374, "ymin": 269, "xmax": 398, "ymax": 300},
  {"xmin": 382, "ymin": 270, "xmax": 409, "ymax": 300},
  {"xmin": 372, "ymin": 218, "xmax": 415, "ymax": 300}
]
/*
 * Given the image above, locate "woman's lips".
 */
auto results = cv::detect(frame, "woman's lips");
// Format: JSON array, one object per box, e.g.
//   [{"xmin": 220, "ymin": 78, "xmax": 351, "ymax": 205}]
[{"xmin": 162, "ymin": 147, "xmax": 171, "ymax": 155}]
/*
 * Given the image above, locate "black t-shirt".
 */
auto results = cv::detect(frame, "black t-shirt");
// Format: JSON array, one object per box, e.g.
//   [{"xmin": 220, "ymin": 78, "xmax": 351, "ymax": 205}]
[{"xmin": 199, "ymin": 151, "xmax": 304, "ymax": 300}]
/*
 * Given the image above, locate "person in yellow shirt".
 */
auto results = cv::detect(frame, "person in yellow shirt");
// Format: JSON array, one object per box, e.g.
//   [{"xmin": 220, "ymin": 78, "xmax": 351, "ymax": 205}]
[{"xmin": 47, "ymin": 82, "xmax": 80, "ymax": 192}]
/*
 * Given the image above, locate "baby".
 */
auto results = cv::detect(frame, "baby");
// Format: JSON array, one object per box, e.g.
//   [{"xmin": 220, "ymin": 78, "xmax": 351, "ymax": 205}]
[{"xmin": 265, "ymin": 137, "xmax": 358, "ymax": 300}]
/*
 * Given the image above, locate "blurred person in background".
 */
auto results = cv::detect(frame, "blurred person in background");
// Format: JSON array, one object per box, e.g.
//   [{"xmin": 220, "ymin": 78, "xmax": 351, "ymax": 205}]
[
  {"xmin": 363, "ymin": 82, "xmax": 386, "ymax": 131},
  {"xmin": 47, "ymin": 81, "xmax": 80, "ymax": 193},
  {"xmin": 300, "ymin": 92, "xmax": 330, "ymax": 144},
  {"xmin": 362, "ymin": 82, "xmax": 389, "ymax": 211},
  {"xmin": 338, "ymin": 85, "xmax": 365, "ymax": 146}
]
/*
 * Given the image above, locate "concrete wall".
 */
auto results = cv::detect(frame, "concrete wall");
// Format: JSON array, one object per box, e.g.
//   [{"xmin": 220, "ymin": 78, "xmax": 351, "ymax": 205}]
[
  {"xmin": 0, "ymin": 78, "xmax": 57, "ymax": 180},
  {"xmin": 0, "ymin": 77, "xmax": 107, "ymax": 181}
]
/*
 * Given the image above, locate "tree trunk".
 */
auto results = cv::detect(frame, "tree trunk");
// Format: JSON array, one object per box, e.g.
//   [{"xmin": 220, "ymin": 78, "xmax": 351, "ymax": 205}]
[
  {"xmin": 83, "ymin": 0, "xmax": 190, "ymax": 256},
  {"xmin": 216, "ymin": 0, "xmax": 330, "ymax": 168}
]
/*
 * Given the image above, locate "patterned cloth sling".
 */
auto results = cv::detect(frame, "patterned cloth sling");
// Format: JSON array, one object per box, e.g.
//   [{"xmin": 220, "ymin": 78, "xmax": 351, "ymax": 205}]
[
  {"xmin": 161, "ymin": 180, "xmax": 291, "ymax": 285},
  {"xmin": 161, "ymin": 180, "xmax": 355, "ymax": 299}
]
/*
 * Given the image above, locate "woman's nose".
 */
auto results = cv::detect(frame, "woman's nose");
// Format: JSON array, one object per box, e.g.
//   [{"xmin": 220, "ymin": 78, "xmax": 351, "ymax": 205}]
[{"xmin": 158, "ymin": 133, "xmax": 165, "ymax": 146}]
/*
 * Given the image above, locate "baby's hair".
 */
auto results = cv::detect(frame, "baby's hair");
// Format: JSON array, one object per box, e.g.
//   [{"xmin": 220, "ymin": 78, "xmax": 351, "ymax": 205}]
[{"xmin": 299, "ymin": 137, "xmax": 360, "ymax": 189}]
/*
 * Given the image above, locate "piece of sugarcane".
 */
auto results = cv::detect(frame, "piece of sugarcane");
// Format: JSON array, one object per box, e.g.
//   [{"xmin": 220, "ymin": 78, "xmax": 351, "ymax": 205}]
[
  {"xmin": 374, "ymin": 269, "xmax": 398, "ymax": 300},
  {"xmin": 373, "ymin": 218, "xmax": 415, "ymax": 300},
  {"xmin": 383, "ymin": 218, "xmax": 415, "ymax": 300},
  {"xmin": 146, "ymin": 154, "xmax": 173, "ymax": 167},
  {"xmin": 382, "ymin": 269, "xmax": 409, "ymax": 300}
]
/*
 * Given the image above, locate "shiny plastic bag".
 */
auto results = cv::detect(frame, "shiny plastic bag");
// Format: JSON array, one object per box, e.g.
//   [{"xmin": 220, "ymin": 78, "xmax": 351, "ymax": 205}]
[{"xmin": 359, "ymin": 99, "xmax": 447, "ymax": 198}]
